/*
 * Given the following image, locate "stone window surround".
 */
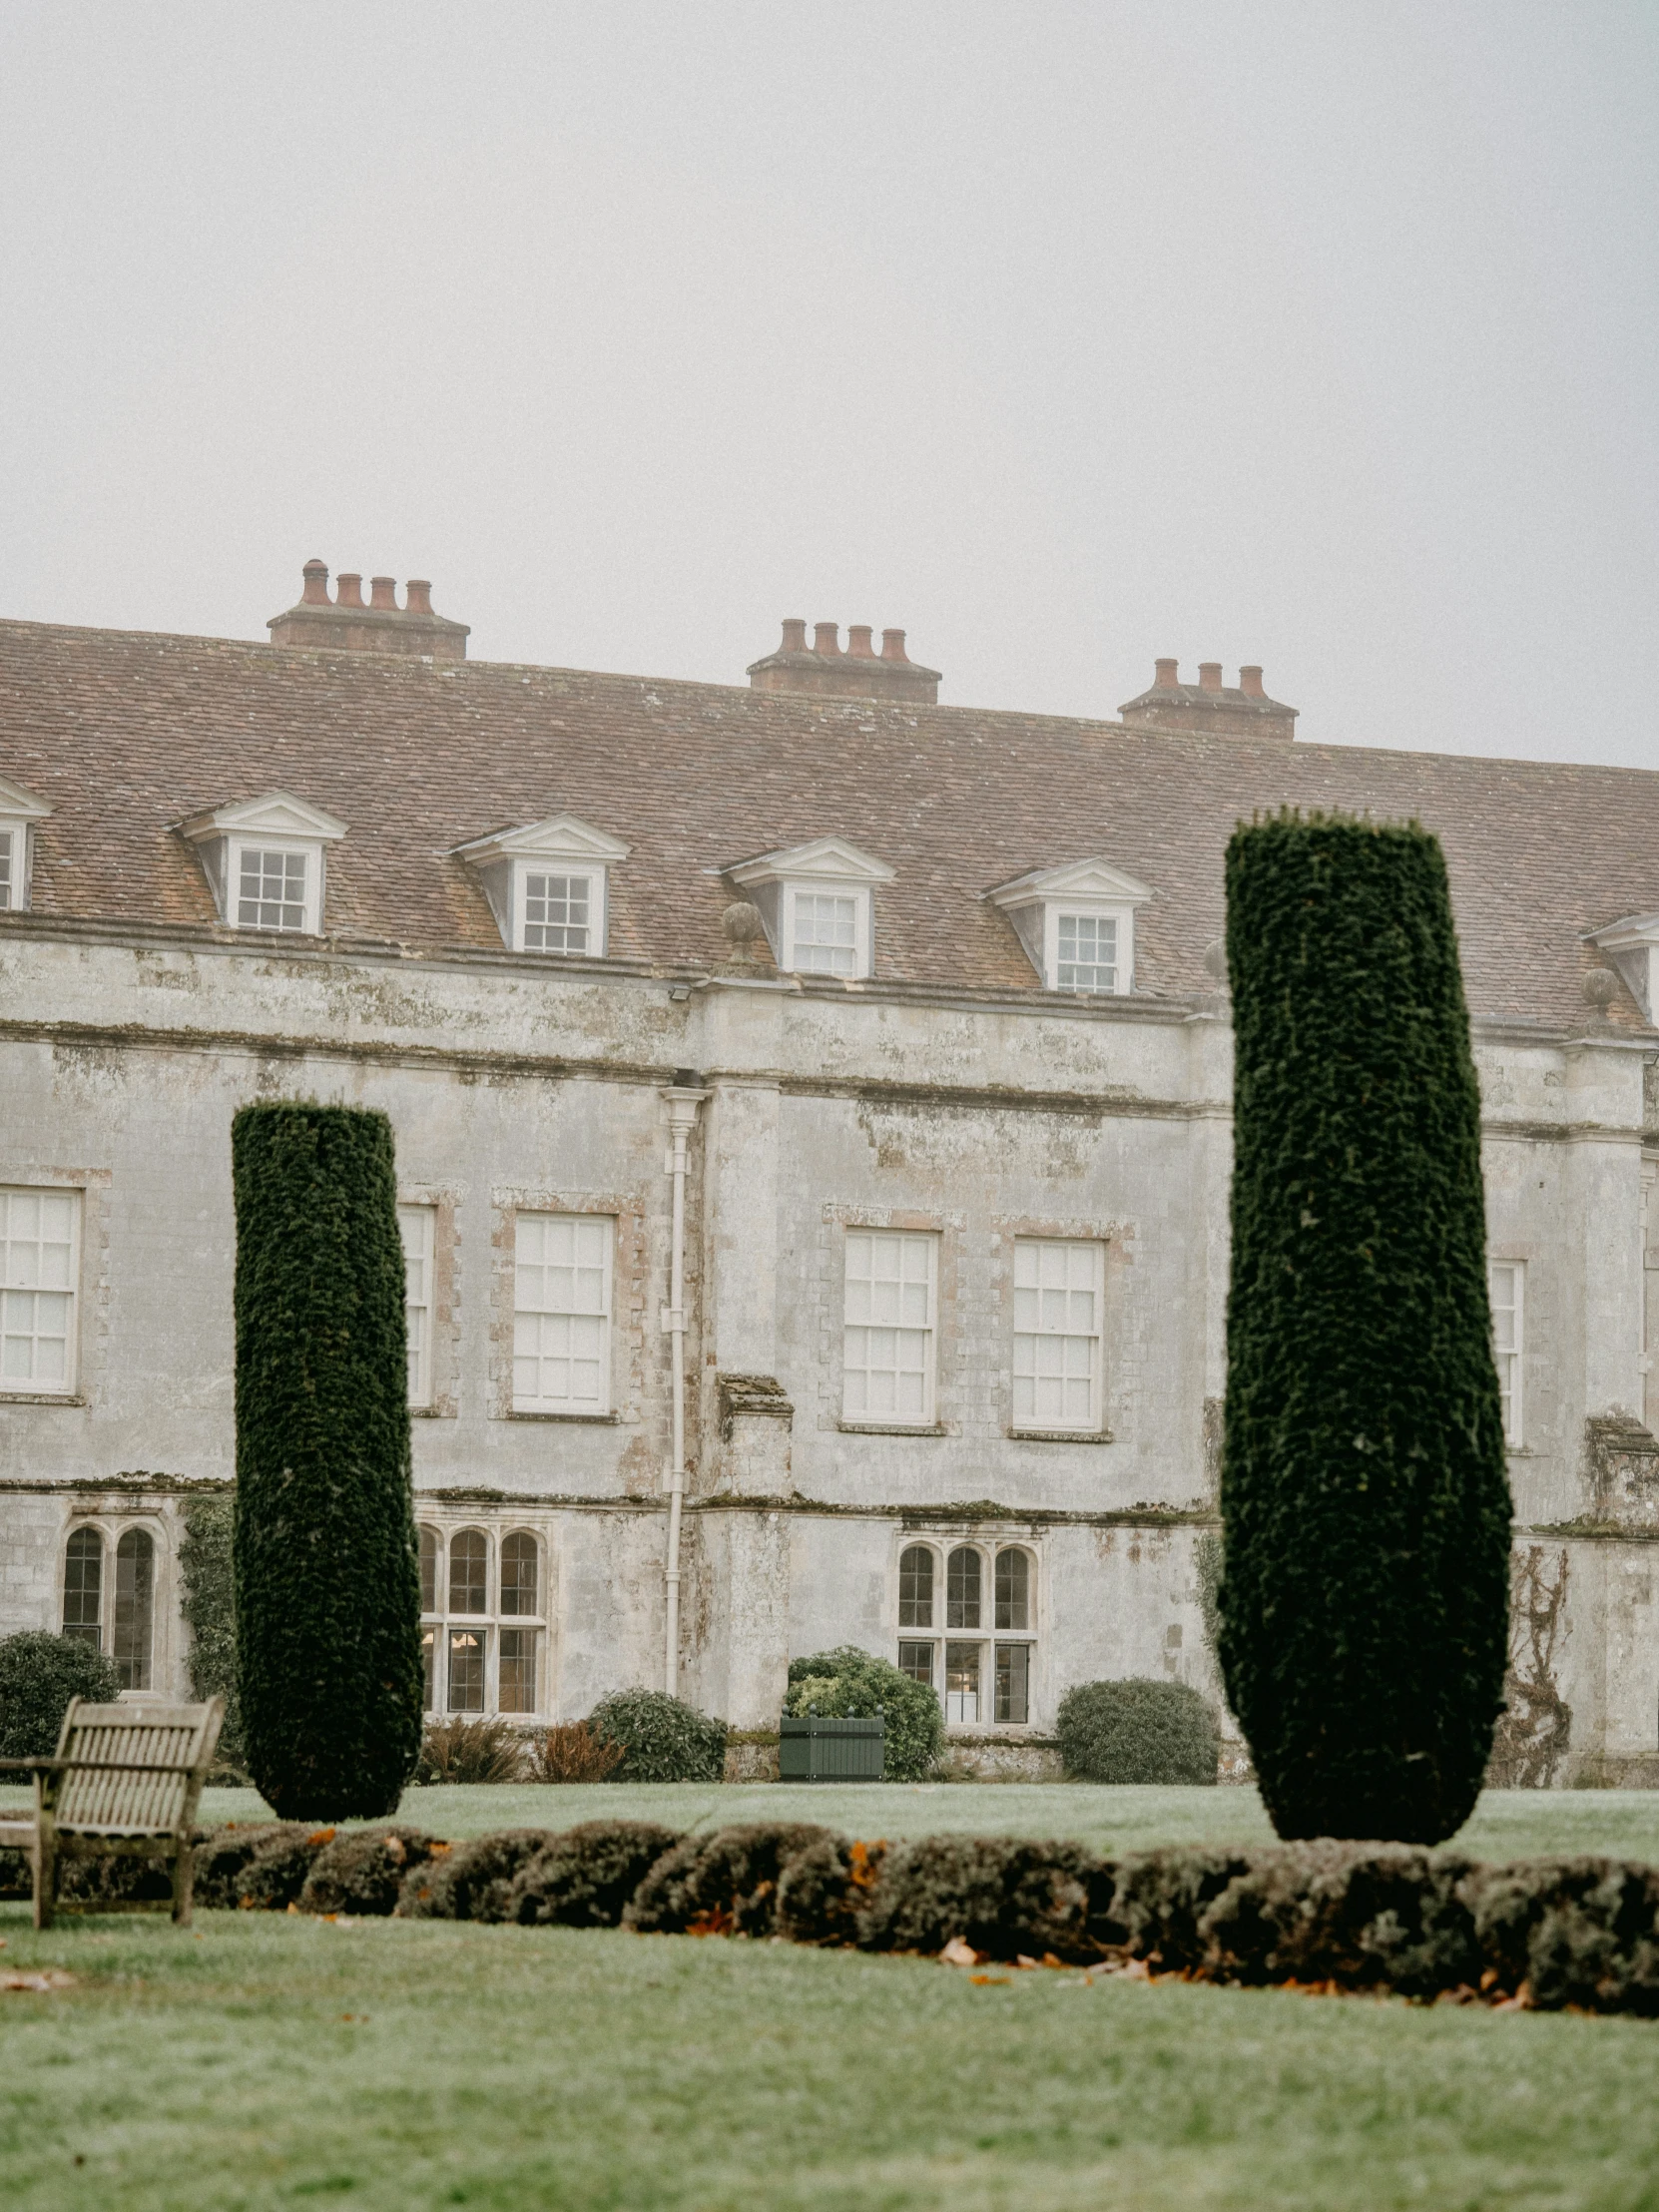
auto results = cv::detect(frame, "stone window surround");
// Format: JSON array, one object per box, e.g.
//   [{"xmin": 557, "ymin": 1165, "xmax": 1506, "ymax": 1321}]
[
  {"xmin": 399, "ymin": 1184, "xmax": 463, "ymax": 1418},
  {"xmin": 892, "ymin": 1525, "xmax": 1043, "ymax": 1732},
  {"xmin": 990, "ymin": 1212, "xmax": 1129, "ymax": 1442},
  {"xmin": 488, "ymin": 1185, "xmax": 650, "ymax": 1424},
  {"xmin": 819, "ymin": 1204, "xmax": 965, "ymax": 1438},
  {"xmin": 58, "ymin": 1503, "xmax": 175, "ymax": 1690},
  {"xmin": 0, "ymin": 1165, "xmax": 111, "ymax": 1408},
  {"xmin": 1488, "ymin": 1235, "xmax": 1542, "ymax": 1456},
  {"xmin": 413, "ymin": 1503, "xmax": 560, "ymax": 1720}
]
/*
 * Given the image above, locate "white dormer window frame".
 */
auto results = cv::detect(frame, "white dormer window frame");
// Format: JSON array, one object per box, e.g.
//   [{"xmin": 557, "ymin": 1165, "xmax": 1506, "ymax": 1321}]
[
  {"xmin": 0, "ymin": 775, "xmax": 52, "ymax": 914},
  {"xmin": 984, "ymin": 859, "xmax": 1154, "ymax": 997},
  {"xmin": 1586, "ymin": 912, "xmax": 1659, "ymax": 1022},
  {"xmin": 179, "ymin": 792, "xmax": 347, "ymax": 936},
  {"xmin": 726, "ymin": 835, "xmax": 895, "ymax": 980},
  {"xmin": 452, "ymin": 815, "xmax": 630, "ymax": 959}
]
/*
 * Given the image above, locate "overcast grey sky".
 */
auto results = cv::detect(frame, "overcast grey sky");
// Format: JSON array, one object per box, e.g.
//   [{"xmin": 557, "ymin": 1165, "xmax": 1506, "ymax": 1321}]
[{"xmin": 2, "ymin": 2, "xmax": 1655, "ymax": 765}]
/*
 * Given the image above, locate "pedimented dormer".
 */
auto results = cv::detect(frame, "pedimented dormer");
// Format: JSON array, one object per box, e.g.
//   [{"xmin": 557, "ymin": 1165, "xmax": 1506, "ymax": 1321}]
[
  {"xmin": 725, "ymin": 835, "xmax": 896, "ymax": 979},
  {"xmin": 180, "ymin": 792, "xmax": 346, "ymax": 935},
  {"xmin": 984, "ymin": 859, "xmax": 1154, "ymax": 995},
  {"xmin": 453, "ymin": 815, "xmax": 630, "ymax": 957},
  {"xmin": 0, "ymin": 775, "xmax": 52, "ymax": 913},
  {"xmin": 1586, "ymin": 911, "xmax": 1659, "ymax": 1022}
]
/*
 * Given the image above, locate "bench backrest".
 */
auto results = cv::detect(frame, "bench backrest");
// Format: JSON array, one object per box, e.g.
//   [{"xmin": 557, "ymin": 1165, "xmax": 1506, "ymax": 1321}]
[{"xmin": 47, "ymin": 1699, "xmax": 226, "ymax": 1835}]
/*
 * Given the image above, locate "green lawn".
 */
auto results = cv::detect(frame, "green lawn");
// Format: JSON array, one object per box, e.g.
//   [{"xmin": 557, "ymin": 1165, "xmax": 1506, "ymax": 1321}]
[
  {"xmin": 3, "ymin": 1903, "xmax": 1659, "ymax": 2211},
  {"xmin": 3, "ymin": 1787, "xmax": 1658, "ymax": 2209}
]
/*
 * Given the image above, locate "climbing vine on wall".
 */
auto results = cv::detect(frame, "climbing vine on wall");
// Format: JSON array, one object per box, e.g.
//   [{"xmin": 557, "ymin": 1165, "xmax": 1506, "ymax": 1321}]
[
  {"xmin": 1486, "ymin": 1546, "xmax": 1572, "ymax": 1789},
  {"xmin": 180, "ymin": 1493, "xmax": 245, "ymax": 1772}
]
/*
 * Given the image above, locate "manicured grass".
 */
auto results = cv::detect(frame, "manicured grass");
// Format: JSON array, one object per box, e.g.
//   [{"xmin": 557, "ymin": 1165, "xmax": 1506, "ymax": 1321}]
[{"xmin": 3, "ymin": 1903, "xmax": 1659, "ymax": 2210}]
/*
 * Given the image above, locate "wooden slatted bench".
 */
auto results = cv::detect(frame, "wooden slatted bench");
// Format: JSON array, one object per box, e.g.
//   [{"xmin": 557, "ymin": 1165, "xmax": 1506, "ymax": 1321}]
[{"xmin": 0, "ymin": 1696, "xmax": 225, "ymax": 1929}]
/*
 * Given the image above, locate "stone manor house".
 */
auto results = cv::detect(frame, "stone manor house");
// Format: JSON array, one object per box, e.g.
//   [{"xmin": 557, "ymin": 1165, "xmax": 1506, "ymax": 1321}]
[{"xmin": 2, "ymin": 563, "xmax": 1658, "ymax": 1783}]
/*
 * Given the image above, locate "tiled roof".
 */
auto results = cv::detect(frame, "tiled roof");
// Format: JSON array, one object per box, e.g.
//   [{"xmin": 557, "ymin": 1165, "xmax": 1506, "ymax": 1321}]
[{"xmin": 2, "ymin": 615, "xmax": 1655, "ymax": 1032}]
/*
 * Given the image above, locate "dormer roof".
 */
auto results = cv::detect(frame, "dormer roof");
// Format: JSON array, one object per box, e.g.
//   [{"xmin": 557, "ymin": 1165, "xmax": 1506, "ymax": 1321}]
[
  {"xmin": 726, "ymin": 835, "xmax": 895, "ymax": 887},
  {"xmin": 178, "ymin": 792, "xmax": 347, "ymax": 844},
  {"xmin": 0, "ymin": 773, "xmax": 52, "ymax": 824},
  {"xmin": 984, "ymin": 859, "xmax": 1154, "ymax": 910},
  {"xmin": 451, "ymin": 814, "xmax": 630, "ymax": 867}
]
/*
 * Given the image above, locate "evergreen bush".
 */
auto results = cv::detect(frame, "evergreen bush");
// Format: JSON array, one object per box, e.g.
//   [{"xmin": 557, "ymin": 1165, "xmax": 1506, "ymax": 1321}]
[
  {"xmin": 298, "ymin": 1826, "xmax": 443, "ymax": 1917},
  {"xmin": 193, "ymin": 1823, "xmax": 328, "ymax": 1912},
  {"xmin": 856, "ymin": 1834, "xmax": 1110, "ymax": 1961},
  {"xmin": 587, "ymin": 1689, "xmax": 727, "ymax": 1783},
  {"xmin": 180, "ymin": 1495, "xmax": 245, "ymax": 1775},
  {"xmin": 784, "ymin": 1645, "xmax": 943, "ymax": 1782},
  {"xmin": 0, "ymin": 1629, "xmax": 120, "ymax": 1761},
  {"xmin": 1220, "ymin": 814, "xmax": 1512, "ymax": 1843},
  {"xmin": 232, "ymin": 1102, "xmax": 423, "ymax": 1821},
  {"xmin": 507, "ymin": 1821, "xmax": 682, "ymax": 1927},
  {"xmin": 1055, "ymin": 1678, "xmax": 1219, "ymax": 1785},
  {"xmin": 624, "ymin": 1823, "xmax": 831, "ymax": 1936},
  {"xmin": 775, "ymin": 1836, "xmax": 889, "ymax": 1946},
  {"xmin": 397, "ymin": 1829, "xmax": 556, "ymax": 1922}
]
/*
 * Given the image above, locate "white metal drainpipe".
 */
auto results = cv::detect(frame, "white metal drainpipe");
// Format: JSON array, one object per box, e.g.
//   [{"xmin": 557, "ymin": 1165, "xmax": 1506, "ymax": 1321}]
[{"xmin": 661, "ymin": 1079, "xmax": 707, "ymax": 1695}]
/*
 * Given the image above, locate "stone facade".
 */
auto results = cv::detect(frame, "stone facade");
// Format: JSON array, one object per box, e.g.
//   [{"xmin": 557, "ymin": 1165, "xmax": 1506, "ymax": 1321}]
[{"xmin": 2, "ymin": 589, "xmax": 1657, "ymax": 1782}]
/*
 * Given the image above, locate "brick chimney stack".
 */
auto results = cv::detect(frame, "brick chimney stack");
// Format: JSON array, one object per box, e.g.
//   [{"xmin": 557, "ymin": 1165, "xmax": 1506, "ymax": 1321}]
[
  {"xmin": 268, "ymin": 559, "xmax": 470, "ymax": 661},
  {"xmin": 1119, "ymin": 656, "xmax": 1298, "ymax": 742},
  {"xmin": 749, "ymin": 618, "xmax": 941, "ymax": 705}
]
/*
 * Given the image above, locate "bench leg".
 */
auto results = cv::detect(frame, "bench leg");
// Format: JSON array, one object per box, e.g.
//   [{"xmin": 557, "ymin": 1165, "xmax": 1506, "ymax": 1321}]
[
  {"xmin": 172, "ymin": 1839, "xmax": 196, "ymax": 1928},
  {"xmin": 34, "ymin": 1826, "xmax": 57, "ymax": 1934}
]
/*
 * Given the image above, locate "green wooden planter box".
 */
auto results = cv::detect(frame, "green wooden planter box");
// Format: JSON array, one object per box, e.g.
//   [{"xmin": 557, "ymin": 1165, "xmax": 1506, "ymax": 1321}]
[{"xmin": 779, "ymin": 1713, "xmax": 885, "ymax": 1782}]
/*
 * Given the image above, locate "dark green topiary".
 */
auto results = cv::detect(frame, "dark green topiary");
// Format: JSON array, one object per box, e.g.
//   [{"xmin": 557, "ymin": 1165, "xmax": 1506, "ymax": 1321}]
[
  {"xmin": 1056, "ymin": 1678, "xmax": 1219, "ymax": 1785},
  {"xmin": 297, "ymin": 1825, "xmax": 441, "ymax": 1916},
  {"xmin": 0, "ymin": 1629, "xmax": 120, "ymax": 1761},
  {"xmin": 1220, "ymin": 814, "xmax": 1513, "ymax": 1843},
  {"xmin": 396, "ymin": 1830, "xmax": 556, "ymax": 1922},
  {"xmin": 508, "ymin": 1821, "xmax": 682, "ymax": 1927},
  {"xmin": 856, "ymin": 1835, "xmax": 1111, "ymax": 1961},
  {"xmin": 232, "ymin": 1103, "xmax": 423, "ymax": 1821},
  {"xmin": 785, "ymin": 1646, "xmax": 944, "ymax": 1782},
  {"xmin": 624, "ymin": 1823, "xmax": 831, "ymax": 1936},
  {"xmin": 587, "ymin": 1689, "xmax": 727, "ymax": 1783}
]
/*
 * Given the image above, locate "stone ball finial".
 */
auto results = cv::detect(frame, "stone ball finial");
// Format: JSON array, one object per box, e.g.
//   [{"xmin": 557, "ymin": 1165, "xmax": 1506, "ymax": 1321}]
[
  {"xmin": 1202, "ymin": 939, "xmax": 1228, "ymax": 983},
  {"xmin": 722, "ymin": 899, "xmax": 765, "ymax": 949},
  {"xmin": 1582, "ymin": 966, "xmax": 1619, "ymax": 1009}
]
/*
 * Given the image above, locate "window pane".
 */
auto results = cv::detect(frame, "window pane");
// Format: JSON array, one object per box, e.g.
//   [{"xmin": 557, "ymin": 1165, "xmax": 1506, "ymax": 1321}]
[
  {"xmin": 1012, "ymin": 1237, "xmax": 1101, "ymax": 1428},
  {"xmin": 514, "ymin": 1213, "xmax": 612, "ymax": 1411},
  {"xmin": 842, "ymin": 1231, "xmax": 935, "ymax": 1421},
  {"xmin": 237, "ymin": 847, "xmax": 308, "ymax": 931},
  {"xmin": 399, "ymin": 1205, "xmax": 435, "ymax": 1406},
  {"xmin": 447, "ymin": 1630, "xmax": 485, "ymax": 1713},
  {"xmin": 1489, "ymin": 1261, "xmax": 1523, "ymax": 1445},
  {"xmin": 898, "ymin": 1544, "xmax": 934, "ymax": 1629},
  {"xmin": 0, "ymin": 830, "xmax": 13, "ymax": 910},
  {"xmin": 946, "ymin": 1547, "xmax": 981, "ymax": 1630},
  {"xmin": 501, "ymin": 1532, "xmax": 538, "ymax": 1616},
  {"xmin": 112, "ymin": 1529, "xmax": 154, "ymax": 1691},
  {"xmin": 499, "ymin": 1628, "xmax": 537, "ymax": 1714},
  {"xmin": 63, "ymin": 1526, "xmax": 103, "ymax": 1649},
  {"xmin": 449, "ymin": 1529, "xmax": 488, "ymax": 1614},
  {"xmin": 523, "ymin": 872, "xmax": 591, "ymax": 954},
  {"xmin": 790, "ymin": 891, "xmax": 859, "ymax": 976},
  {"xmin": 1055, "ymin": 912, "xmax": 1117, "ymax": 991},
  {"xmin": 944, "ymin": 1643, "xmax": 981, "ymax": 1724},
  {"xmin": 0, "ymin": 1189, "xmax": 78, "ymax": 1388},
  {"xmin": 995, "ymin": 1642, "xmax": 1030, "ymax": 1725},
  {"xmin": 419, "ymin": 1526, "xmax": 440, "ymax": 1613},
  {"xmin": 897, "ymin": 1640, "xmax": 935, "ymax": 1689},
  {"xmin": 421, "ymin": 1626, "xmax": 436, "ymax": 1710},
  {"xmin": 995, "ymin": 1549, "xmax": 1030, "ymax": 1631}
]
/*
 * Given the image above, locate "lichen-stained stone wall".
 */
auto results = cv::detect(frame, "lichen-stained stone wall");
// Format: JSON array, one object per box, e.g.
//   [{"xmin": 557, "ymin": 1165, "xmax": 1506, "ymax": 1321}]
[{"xmin": 1, "ymin": 921, "xmax": 1656, "ymax": 1772}]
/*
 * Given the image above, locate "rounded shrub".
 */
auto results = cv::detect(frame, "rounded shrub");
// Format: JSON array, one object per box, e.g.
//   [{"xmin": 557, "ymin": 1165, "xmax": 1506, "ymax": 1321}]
[
  {"xmin": 1220, "ymin": 814, "xmax": 1511, "ymax": 1843},
  {"xmin": 0, "ymin": 1630, "xmax": 120, "ymax": 1762},
  {"xmin": 1056, "ymin": 1678, "xmax": 1219, "ymax": 1785},
  {"xmin": 784, "ymin": 1646, "xmax": 943, "ymax": 1782},
  {"xmin": 587, "ymin": 1689, "xmax": 727, "ymax": 1783},
  {"xmin": 232, "ymin": 1102, "xmax": 424, "ymax": 1821}
]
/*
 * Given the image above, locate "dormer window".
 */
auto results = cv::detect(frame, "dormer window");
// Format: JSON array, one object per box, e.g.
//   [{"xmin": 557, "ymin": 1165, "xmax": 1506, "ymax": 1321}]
[
  {"xmin": 180, "ymin": 792, "xmax": 346, "ymax": 936},
  {"xmin": 985, "ymin": 860, "xmax": 1153, "ymax": 996},
  {"xmin": 453, "ymin": 815, "xmax": 629, "ymax": 958},
  {"xmin": 0, "ymin": 776, "xmax": 51, "ymax": 913},
  {"xmin": 726, "ymin": 836, "xmax": 894, "ymax": 980}
]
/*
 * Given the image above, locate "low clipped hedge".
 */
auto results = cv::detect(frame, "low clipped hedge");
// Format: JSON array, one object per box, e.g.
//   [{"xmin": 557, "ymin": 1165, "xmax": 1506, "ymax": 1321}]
[
  {"xmin": 785, "ymin": 1646, "xmax": 943, "ymax": 1782},
  {"xmin": 6, "ymin": 1820, "xmax": 1659, "ymax": 2013},
  {"xmin": 588, "ymin": 1691, "xmax": 728, "ymax": 1783},
  {"xmin": 1056, "ymin": 1678, "xmax": 1219, "ymax": 1785},
  {"xmin": 0, "ymin": 1631, "xmax": 121, "ymax": 1762}
]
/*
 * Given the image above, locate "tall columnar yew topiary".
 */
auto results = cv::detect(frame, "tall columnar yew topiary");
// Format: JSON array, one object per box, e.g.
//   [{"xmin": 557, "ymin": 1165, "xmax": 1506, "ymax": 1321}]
[
  {"xmin": 232, "ymin": 1103, "xmax": 423, "ymax": 1820},
  {"xmin": 1219, "ymin": 814, "xmax": 1512, "ymax": 1844}
]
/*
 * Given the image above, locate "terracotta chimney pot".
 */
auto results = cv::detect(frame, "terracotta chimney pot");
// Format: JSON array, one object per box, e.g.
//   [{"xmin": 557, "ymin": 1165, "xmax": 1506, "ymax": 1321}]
[
  {"xmin": 880, "ymin": 628, "xmax": 909, "ymax": 662},
  {"xmin": 1199, "ymin": 661, "xmax": 1223, "ymax": 693},
  {"xmin": 1239, "ymin": 665, "xmax": 1265, "ymax": 698},
  {"xmin": 780, "ymin": 618, "xmax": 808, "ymax": 653},
  {"xmin": 301, "ymin": 559, "xmax": 330, "ymax": 607},
  {"xmin": 335, "ymin": 572, "xmax": 364, "ymax": 609},
  {"xmin": 814, "ymin": 621, "xmax": 841, "ymax": 656},
  {"xmin": 845, "ymin": 624, "xmax": 875, "ymax": 659},
  {"xmin": 369, "ymin": 575, "xmax": 398, "ymax": 611},
  {"xmin": 1154, "ymin": 657, "xmax": 1179, "ymax": 689},
  {"xmin": 405, "ymin": 579, "xmax": 434, "ymax": 616}
]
